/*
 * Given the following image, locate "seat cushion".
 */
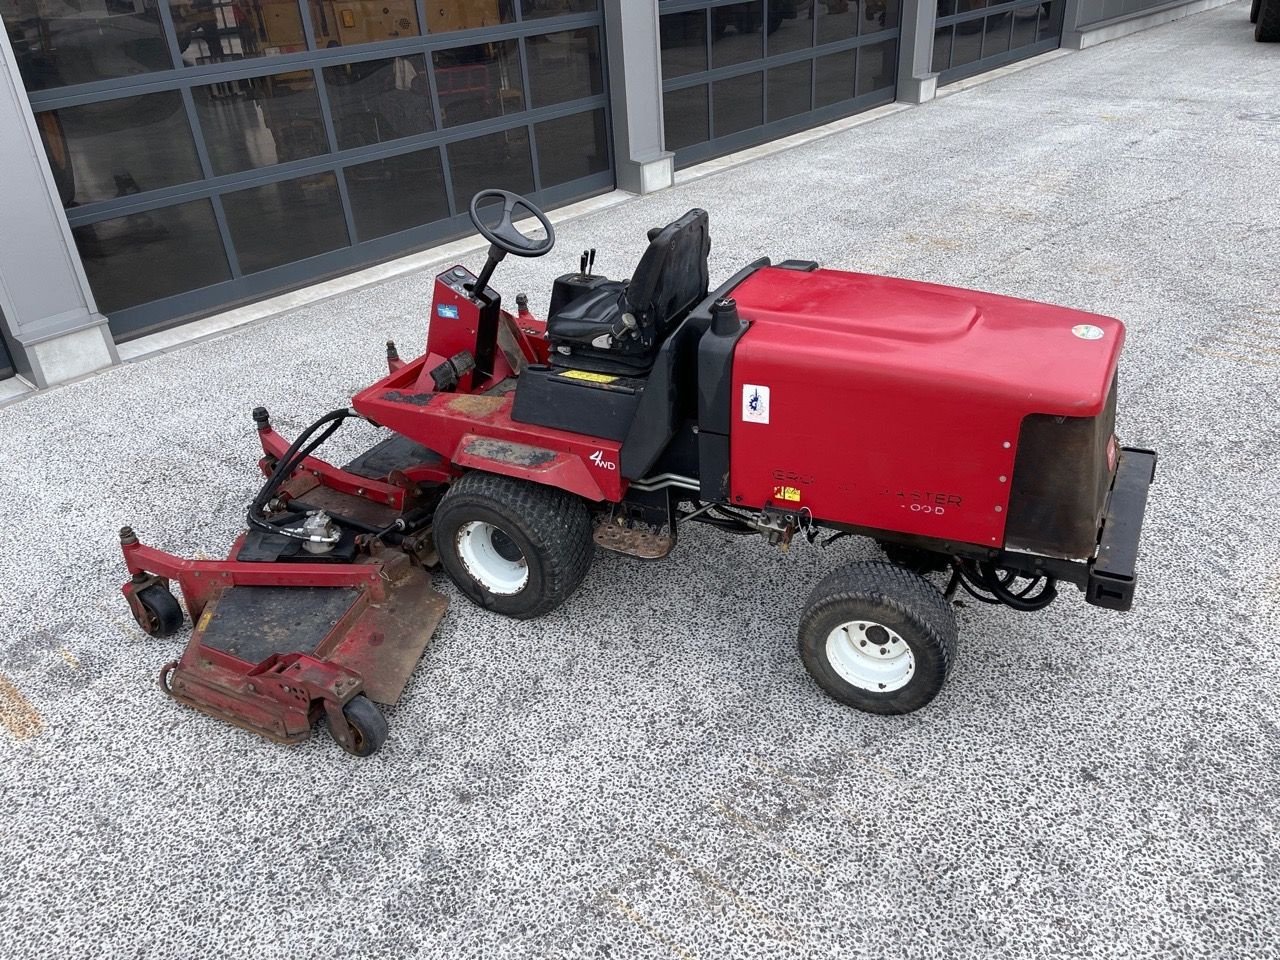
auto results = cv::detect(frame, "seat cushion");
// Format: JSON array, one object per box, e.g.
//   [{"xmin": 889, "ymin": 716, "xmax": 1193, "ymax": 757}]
[{"xmin": 546, "ymin": 283, "xmax": 626, "ymax": 347}]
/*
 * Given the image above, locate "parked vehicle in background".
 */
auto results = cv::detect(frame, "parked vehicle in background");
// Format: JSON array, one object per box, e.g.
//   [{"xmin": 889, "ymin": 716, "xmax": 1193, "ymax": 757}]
[{"xmin": 1254, "ymin": 0, "xmax": 1279, "ymax": 41}]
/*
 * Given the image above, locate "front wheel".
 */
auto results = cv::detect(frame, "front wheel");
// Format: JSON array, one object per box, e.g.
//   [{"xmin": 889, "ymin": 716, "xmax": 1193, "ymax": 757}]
[
  {"xmin": 798, "ymin": 561, "xmax": 958, "ymax": 714},
  {"xmin": 432, "ymin": 471, "xmax": 595, "ymax": 619}
]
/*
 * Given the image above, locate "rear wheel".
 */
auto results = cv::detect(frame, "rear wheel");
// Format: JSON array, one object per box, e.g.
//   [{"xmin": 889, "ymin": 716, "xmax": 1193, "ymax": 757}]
[
  {"xmin": 799, "ymin": 561, "xmax": 958, "ymax": 714},
  {"xmin": 433, "ymin": 471, "xmax": 594, "ymax": 619},
  {"xmin": 1259, "ymin": 0, "xmax": 1280, "ymax": 39}
]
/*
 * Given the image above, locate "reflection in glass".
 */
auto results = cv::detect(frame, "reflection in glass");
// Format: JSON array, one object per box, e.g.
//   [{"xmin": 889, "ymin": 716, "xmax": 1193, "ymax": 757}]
[
  {"xmin": 73, "ymin": 200, "xmax": 231, "ymax": 313},
  {"xmin": 862, "ymin": 0, "xmax": 900, "ymax": 34},
  {"xmin": 449, "ymin": 127, "xmax": 534, "ymax": 201},
  {"xmin": 307, "ymin": 0, "xmax": 419, "ymax": 48},
  {"xmin": 424, "ymin": 0, "xmax": 512, "ymax": 32},
  {"xmin": 855, "ymin": 38, "xmax": 895, "ymax": 95},
  {"xmin": 814, "ymin": 48, "xmax": 854, "ymax": 108},
  {"xmin": 535, "ymin": 109, "xmax": 608, "ymax": 188},
  {"xmin": 983, "ymin": 12, "xmax": 1012, "ymax": 57},
  {"xmin": 711, "ymin": 2, "xmax": 763, "ymax": 68},
  {"xmin": 713, "ymin": 72, "xmax": 762, "ymax": 137},
  {"xmin": 346, "ymin": 149, "xmax": 449, "ymax": 240},
  {"xmin": 1010, "ymin": 4, "xmax": 1039, "ymax": 48},
  {"xmin": 2, "ymin": 0, "xmax": 170, "ymax": 91},
  {"xmin": 932, "ymin": 24, "xmax": 953, "ymax": 73},
  {"xmin": 37, "ymin": 93, "xmax": 202, "ymax": 207},
  {"xmin": 526, "ymin": 27, "xmax": 603, "ymax": 109},
  {"xmin": 432, "ymin": 40, "xmax": 524, "ymax": 127},
  {"xmin": 169, "ymin": 0, "xmax": 306, "ymax": 66},
  {"xmin": 949, "ymin": 16, "xmax": 984, "ymax": 68},
  {"xmin": 660, "ymin": 10, "xmax": 707, "ymax": 80},
  {"xmin": 663, "ymin": 85, "xmax": 708, "ymax": 152},
  {"xmin": 323, "ymin": 55, "xmax": 434, "ymax": 150},
  {"xmin": 768, "ymin": 0, "xmax": 812, "ymax": 54},
  {"xmin": 222, "ymin": 173, "xmax": 349, "ymax": 273},
  {"xmin": 768, "ymin": 60, "xmax": 811, "ymax": 121},
  {"xmin": 194, "ymin": 70, "xmax": 327, "ymax": 176},
  {"xmin": 521, "ymin": 0, "xmax": 597, "ymax": 16},
  {"xmin": 1038, "ymin": 1, "xmax": 1059, "ymax": 38},
  {"xmin": 815, "ymin": 0, "xmax": 858, "ymax": 46}
]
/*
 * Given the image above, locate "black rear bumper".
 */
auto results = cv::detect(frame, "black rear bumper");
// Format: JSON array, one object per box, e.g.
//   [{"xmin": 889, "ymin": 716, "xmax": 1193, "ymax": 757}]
[{"xmin": 1085, "ymin": 447, "xmax": 1157, "ymax": 611}]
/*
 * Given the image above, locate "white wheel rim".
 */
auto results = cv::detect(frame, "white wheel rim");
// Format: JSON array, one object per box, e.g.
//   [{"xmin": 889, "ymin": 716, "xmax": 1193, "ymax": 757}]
[
  {"xmin": 825, "ymin": 620, "xmax": 915, "ymax": 693},
  {"xmin": 455, "ymin": 521, "xmax": 528, "ymax": 595}
]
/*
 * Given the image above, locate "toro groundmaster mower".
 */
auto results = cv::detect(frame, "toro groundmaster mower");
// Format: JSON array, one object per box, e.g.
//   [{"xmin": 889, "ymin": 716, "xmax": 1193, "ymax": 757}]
[{"xmin": 121, "ymin": 189, "xmax": 1155, "ymax": 755}]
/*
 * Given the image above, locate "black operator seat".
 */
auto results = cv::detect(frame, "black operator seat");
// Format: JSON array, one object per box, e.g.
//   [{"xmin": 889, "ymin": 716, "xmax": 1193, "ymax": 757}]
[{"xmin": 545, "ymin": 209, "xmax": 711, "ymax": 376}]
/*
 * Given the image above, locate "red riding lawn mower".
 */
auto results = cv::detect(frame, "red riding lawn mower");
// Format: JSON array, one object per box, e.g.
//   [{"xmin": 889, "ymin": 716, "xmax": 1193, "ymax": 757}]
[{"xmin": 120, "ymin": 189, "xmax": 1156, "ymax": 756}]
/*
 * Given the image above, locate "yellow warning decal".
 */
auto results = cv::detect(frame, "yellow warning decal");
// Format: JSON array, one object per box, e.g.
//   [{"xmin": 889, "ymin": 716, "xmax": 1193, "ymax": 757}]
[
  {"xmin": 197, "ymin": 610, "xmax": 213, "ymax": 632},
  {"xmin": 773, "ymin": 485, "xmax": 802, "ymax": 503},
  {"xmin": 559, "ymin": 370, "xmax": 619, "ymax": 384}
]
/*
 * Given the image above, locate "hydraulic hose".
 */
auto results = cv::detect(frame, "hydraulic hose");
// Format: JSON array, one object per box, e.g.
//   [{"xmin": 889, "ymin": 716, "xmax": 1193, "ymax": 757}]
[
  {"xmin": 247, "ymin": 408, "xmax": 357, "ymax": 540},
  {"xmin": 951, "ymin": 559, "xmax": 1058, "ymax": 612}
]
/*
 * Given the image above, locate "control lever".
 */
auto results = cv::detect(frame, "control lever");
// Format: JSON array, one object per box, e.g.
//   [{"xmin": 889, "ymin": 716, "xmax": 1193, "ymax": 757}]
[
  {"xmin": 579, "ymin": 249, "xmax": 589, "ymax": 275},
  {"xmin": 587, "ymin": 248, "xmax": 597, "ymax": 275}
]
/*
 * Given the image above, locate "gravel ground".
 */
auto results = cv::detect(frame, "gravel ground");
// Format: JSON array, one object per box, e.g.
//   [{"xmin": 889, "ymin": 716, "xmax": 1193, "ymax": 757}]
[{"xmin": 2, "ymin": 6, "xmax": 1278, "ymax": 958}]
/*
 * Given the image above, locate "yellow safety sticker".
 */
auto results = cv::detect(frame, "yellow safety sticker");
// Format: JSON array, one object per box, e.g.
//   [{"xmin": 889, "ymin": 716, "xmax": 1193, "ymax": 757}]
[
  {"xmin": 197, "ymin": 610, "xmax": 213, "ymax": 632},
  {"xmin": 560, "ymin": 370, "xmax": 619, "ymax": 384},
  {"xmin": 773, "ymin": 485, "xmax": 802, "ymax": 503}
]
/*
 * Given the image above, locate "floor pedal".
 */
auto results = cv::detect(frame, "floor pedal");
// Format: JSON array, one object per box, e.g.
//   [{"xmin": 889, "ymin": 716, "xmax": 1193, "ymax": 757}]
[
  {"xmin": 343, "ymin": 435, "xmax": 442, "ymax": 480},
  {"xmin": 594, "ymin": 519, "xmax": 674, "ymax": 560}
]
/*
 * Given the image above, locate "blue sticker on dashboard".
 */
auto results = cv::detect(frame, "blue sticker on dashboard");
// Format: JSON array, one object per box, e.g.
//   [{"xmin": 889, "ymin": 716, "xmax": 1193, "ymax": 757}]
[{"xmin": 437, "ymin": 304, "xmax": 460, "ymax": 319}]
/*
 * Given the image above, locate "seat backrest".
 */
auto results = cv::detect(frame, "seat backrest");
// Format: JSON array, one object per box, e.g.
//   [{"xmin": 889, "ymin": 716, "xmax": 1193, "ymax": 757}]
[{"xmin": 624, "ymin": 209, "xmax": 711, "ymax": 335}]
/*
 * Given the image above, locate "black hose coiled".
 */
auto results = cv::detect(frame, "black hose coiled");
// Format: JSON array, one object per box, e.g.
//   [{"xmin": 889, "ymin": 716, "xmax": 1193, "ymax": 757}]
[{"xmin": 247, "ymin": 408, "xmax": 356, "ymax": 540}]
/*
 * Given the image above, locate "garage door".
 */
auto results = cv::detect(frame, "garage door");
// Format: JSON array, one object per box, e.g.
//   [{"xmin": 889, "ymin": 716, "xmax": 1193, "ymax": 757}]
[
  {"xmin": 660, "ymin": 0, "xmax": 900, "ymax": 168},
  {"xmin": 931, "ymin": 0, "xmax": 1064, "ymax": 85},
  {"xmin": 3, "ymin": 0, "xmax": 614, "ymax": 341}
]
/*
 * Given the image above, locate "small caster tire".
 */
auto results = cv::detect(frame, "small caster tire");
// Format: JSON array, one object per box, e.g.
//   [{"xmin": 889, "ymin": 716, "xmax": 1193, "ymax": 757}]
[
  {"xmin": 799, "ymin": 561, "xmax": 958, "ymax": 715},
  {"xmin": 336, "ymin": 695, "xmax": 387, "ymax": 757},
  {"xmin": 134, "ymin": 585, "xmax": 183, "ymax": 637}
]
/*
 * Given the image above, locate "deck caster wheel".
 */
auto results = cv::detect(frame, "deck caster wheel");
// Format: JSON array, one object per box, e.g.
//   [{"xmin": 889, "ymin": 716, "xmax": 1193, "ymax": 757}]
[
  {"xmin": 133, "ymin": 585, "xmax": 183, "ymax": 637},
  {"xmin": 334, "ymin": 695, "xmax": 387, "ymax": 757},
  {"xmin": 433, "ymin": 471, "xmax": 594, "ymax": 620},
  {"xmin": 798, "ymin": 561, "xmax": 958, "ymax": 715}
]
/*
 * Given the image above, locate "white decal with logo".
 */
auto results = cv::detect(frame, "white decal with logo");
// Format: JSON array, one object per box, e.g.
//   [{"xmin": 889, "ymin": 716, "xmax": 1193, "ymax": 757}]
[
  {"xmin": 742, "ymin": 384, "xmax": 770, "ymax": 424},
  {"xmin": 589, "ymin": 450, "xmax": 617, "ymax": 471}
]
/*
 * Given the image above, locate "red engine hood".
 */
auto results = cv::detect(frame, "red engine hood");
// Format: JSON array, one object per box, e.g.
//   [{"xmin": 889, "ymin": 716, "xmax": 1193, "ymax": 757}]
[{"xmin": 730, "ymin": 266, "xmax": 1123, "ymax": 416}]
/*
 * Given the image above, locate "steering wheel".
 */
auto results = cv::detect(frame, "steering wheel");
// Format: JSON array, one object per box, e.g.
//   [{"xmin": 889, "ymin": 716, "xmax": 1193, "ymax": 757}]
[{"xmin": 469, "ymin": 189, "xmax": 555, "ymax": 258}]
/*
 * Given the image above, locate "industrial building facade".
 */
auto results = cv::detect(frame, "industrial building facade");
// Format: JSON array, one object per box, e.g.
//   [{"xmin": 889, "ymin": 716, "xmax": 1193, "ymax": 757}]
[{"xmin": 0, "ymin": 0, "xmax": 1227, "ymax": 388}]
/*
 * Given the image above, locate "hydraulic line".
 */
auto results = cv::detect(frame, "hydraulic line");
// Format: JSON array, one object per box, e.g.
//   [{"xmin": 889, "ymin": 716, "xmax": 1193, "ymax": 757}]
[
  {"xmin": 247, "ymin": 408, "xmax": 357, "ymax": 542},
  {"xmin": 950, "ymin": 559, "xmax": 1058, "ymax": 611}
]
